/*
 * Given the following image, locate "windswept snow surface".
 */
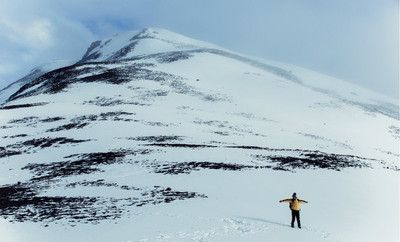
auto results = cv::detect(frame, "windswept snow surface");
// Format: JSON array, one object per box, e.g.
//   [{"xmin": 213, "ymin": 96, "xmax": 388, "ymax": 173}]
[{"xmin": 0, "ymin": 28, "xmax": 398, "ymax": 242}]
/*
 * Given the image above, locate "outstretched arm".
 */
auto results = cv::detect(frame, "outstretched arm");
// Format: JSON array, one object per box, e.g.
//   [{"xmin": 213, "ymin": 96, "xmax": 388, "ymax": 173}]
[
  {"xmin": 279, "ymin": 199, "xmax": 291, "ymax": 203},
  {"xmin": 299, "ymin": 199, "xmax": 308, "ymax": 203}
]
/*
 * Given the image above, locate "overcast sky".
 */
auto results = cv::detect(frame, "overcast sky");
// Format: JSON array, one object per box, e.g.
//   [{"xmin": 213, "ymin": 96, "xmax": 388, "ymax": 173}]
[{"xmin": 0, "ymin": 0, "xmax": 398, "ymax": 98}]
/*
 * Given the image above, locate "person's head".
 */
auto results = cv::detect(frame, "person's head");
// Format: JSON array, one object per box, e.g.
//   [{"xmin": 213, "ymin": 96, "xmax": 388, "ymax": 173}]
[{"xmin": 292, "ymin": 192, "xmax": 297, "ymax": 199}]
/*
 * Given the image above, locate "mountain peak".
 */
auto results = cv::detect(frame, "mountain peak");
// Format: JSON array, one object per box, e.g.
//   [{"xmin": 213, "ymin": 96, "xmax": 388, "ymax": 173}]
[{"xmin": 79, "ymin": 27, "xmax": 216, "ymax": 63}]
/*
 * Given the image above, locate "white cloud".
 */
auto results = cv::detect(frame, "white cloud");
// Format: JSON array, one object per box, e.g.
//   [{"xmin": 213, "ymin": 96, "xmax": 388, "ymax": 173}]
[
  {"xmin": 0, "ymin": 17, "xmax": 54, "ymax": 49},
  {"xmin": 26, "ymin": 19, "xmax": 54, "ymax": 48},
  {"xmin": 0, "ymin": 62, "xmax": 18, "ymax": 75},
  {"xmin": 0, "ymin": 1, "xmax": 95, "ymax": 88}
]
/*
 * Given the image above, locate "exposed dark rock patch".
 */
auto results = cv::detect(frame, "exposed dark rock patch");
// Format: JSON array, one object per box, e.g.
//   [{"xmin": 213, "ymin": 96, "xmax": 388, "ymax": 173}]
[
  {"xmin": 138, "ymin": 121, "xmax": 172, "ymax": 127},
  {"xmin": 133, "ymin": 89, "xmax": 169, "ymax": 101},
  {"xmin": 67, "ymin": 179, "xmax": 140, "ymax": 191},
  {"xmin": 8, "ymin": 53, "xmax": 226, "ymax": 104},
  {"xmin": 125, "ymin": 47, "xmax": 300, "ymax": 83},
  {"xmin": 155, "ymin": 51, "xmax": 193, "ymax": 63},
  {"xmin": 8, "ymin": 62, "xmax": 178, "ymax": 101},
  {"xmin": 388, "ymin": 125, "xmax": 400, "ymax": 139},
  {"xmin": 0, "ymin": 147, "xmax": 22, "ymax": 158},
  {"xmin": 213, "ymin": 131, "xmax": 230, "ymax": 136},
  {"xmin": 15, "ymin": 137, "xmax": 89, "ymax": 149},
  {"xmin": 146, "ymin": 143, "xmax": 218, "ymax": 148},
  {"xmin": 41, "ymin": 117, "xmax": 65, "ymax": 123},
  {"xmin": 8, "ymin": 116, "xmax": 39, "ymax": 124},
  {"xmin": 79, "ymin": 40, "xmax": 102, "ymax": 63},
  {"xmin": 0, "ymin": 147, "xmax": 205, "ymax": 224},
  {"xmin": 253, "ymin": 152, "xmax": 370, "ymax": 171},
  {"xmin": 146, "ymin": 143, "xmax": 380, "ymax": 171},
  {"xmin": 0, "ymin": 182, "xmax": 136, "ymax": 224},
  {"xmin": 193, "ymin": 119, "xmax": 258, "ymax": 136},
  {"xmin": 67, "ymin": 179, "xmax": 119, "ymax": 188},
  {"xmin": 23, "ymin": 149, "xmax": 152, "ymax": 181},
  {"xmin": 71, "ymin": 111, "xmax": 135, "ymax": 122},
  {"xmin": 106, "ymin": 41, "xmax": 138, "ymax": 61},
  {"xmin": 0, "ymin": 137, "xmax": 89, "ymax": 159},
  {"xmin": 130, "ymin": 136, "xmax": 183, "ymax": 143},
  {"xmin": 380, "ymin": 162, "xmax": 400, "ymax": 171},
  {"xmin": 0, "ymin": 181, "xmax": 204, "ymax": 224},
  {"xmin": 140, "ymin": 186, "xmax": 206, "ymax": 206},
  {"xmin": 121, "ymin": 49, "xmax": 193, "ymax": 64},
  {"xmin": 168, "ymin": 79, "xmax": 227, "ymax": 102},
  {"xmin": 2, "ymin": 134, "xmax": 28, "ymax": 139},
  {"xmin": 46, "ymin": 122, "xmax": 89, "ymax": 132},
  {"xmin": 47, "ymin": 111, "xmax": 134, "ymax": 132},
  {"xmin": 0, "ymin": 125, "xmax": 13, "ymax": 129},
  {"xmin": 209, "ymin": 140, "xmax": 237, "ymax": 145},
  {"xmin": 147, "ymin": 143, "xmax": 269, "ymax": 150},
  {"xmin": 78, "ymin": 68, "xmax": 130, "ymax": 85},
  {"xmin": 83, "ymin": 96, "xmax": 149, "ymax": 107},
  {"xmin": 225, "ymin": 145, "xmax": 268, "ymax": 150},
  {"xmin": 0, "ymin": 102, "xmax": 48, "ymax": 110},
  {"xmin": 6, "ymin": 116, "xmax": 65, "ymax": 128},
  {"xmin": 194, "ymin": 119, "xmax": 229, "ymax": 128},
  {"xmin": 154, "ymin": 161, "xmax": 265, "ymax": 175}
]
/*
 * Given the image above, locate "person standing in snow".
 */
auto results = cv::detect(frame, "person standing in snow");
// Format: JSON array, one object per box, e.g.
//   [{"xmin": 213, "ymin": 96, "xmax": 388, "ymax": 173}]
[{"xmin": 279, "ymin": 192, "xmax": 308, "ymax": 228}]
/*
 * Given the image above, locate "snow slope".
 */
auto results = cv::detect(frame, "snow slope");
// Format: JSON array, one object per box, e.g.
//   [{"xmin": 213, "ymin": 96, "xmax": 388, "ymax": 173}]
[
  {"xmin": 0, "ymin": 60, "xmax": 73, "ymax": 104},
  {"xmin": 78, "ymin": 28, "xmax": 219, "ymax": 63},
  {"xmin": 0, "ymin": 27, "xmax": 398, "ymax": 242}
]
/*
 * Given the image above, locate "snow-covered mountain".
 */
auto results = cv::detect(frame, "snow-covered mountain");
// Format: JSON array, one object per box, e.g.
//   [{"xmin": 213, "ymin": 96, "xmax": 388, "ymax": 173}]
[
  {"xmin": 78, "ymin": 28, "xmax": 219, "ymax": 63},
  {"xmin": 0, "ymin": 27, "xmax": 398, "ymax": 242},
  {"xmin": 0, "ymin": 60, "xmax": 73, "ymax": 104}
]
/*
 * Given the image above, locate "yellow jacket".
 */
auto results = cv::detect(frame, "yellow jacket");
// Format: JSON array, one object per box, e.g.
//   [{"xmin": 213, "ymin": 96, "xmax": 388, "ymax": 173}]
[{"xmin": 279, "ymin": 198, "xmax": 308, "ymax": 211}]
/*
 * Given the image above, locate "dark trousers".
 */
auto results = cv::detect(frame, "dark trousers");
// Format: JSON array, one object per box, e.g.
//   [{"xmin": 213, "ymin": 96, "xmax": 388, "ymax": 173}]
[{"xmin": 291, "ymin": 210, "xmax": 301, "ymax": 228}]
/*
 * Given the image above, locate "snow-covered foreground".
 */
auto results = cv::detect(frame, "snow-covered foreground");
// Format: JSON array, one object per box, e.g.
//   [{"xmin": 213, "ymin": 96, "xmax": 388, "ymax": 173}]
[
  {"xmin": 1, "ymin": 168, "xmax": 398, "ymax": 242},
  {"xmin": 0, "ymin": 28, "xmax": 398, "ymax": 242}
]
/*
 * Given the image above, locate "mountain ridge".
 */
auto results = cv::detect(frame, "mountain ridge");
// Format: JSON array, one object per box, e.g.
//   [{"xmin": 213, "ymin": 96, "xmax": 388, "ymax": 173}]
[
  {"xmin": 1, "ymin": 27, "xmax": 398, "ymax": 109},
  {"xmin": 2, "ymin": 28, "xmax": 398, "ymax": 121}
]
